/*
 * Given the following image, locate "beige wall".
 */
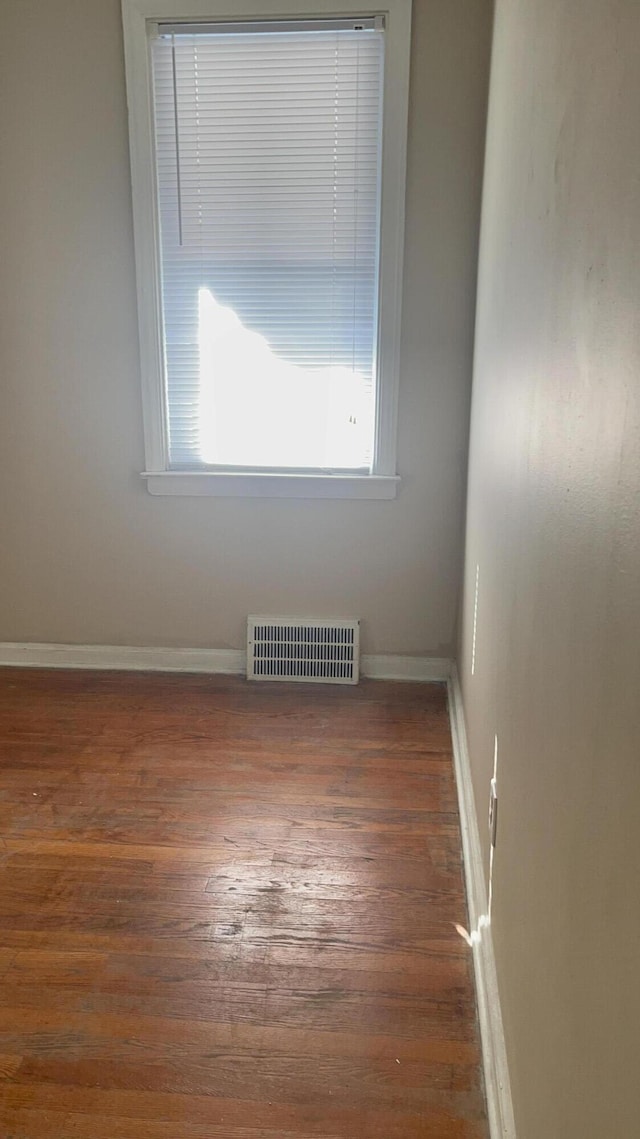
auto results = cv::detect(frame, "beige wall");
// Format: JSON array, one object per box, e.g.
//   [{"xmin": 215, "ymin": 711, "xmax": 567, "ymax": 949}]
[
  {"xmin": 460, "ymin": 1, "xmax": 640, "ymax": 1135},
  {"xmin": 0, "ymin": 0, "xmax": 491, "ymax": 654}
]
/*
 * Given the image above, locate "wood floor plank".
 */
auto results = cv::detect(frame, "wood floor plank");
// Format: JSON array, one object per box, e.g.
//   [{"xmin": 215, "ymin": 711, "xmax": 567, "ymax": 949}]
[
  {"xmin": 0, "ymin": 1004, "xmax": 480, "ymax": 1065},
  {"xmin": 0, "ymin": 670, "xmax": 486, "ymax": 1137},
  {"xmin": 0, "ymin": 980, "xmax": 478, "ymax": 1042},
  {"xmin": 1, "ymin": 1083, "xmax": 486, "ymax": 1139}
]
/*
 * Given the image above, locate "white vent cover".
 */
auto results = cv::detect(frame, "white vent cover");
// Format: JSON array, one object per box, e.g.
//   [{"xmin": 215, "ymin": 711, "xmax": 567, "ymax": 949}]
[{"xmin": 247, "ymin": 616, "xmax": 360, "ymax": 684}]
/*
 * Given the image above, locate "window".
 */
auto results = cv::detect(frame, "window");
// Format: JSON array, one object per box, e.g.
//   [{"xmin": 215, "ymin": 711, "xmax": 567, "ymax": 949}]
[{"xmin": 122, "ymin": 0, "xmax": 411, "ymax": 498}]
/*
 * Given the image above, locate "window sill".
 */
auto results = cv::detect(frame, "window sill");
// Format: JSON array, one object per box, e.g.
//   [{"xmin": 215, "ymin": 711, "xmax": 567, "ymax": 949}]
[{"xmin": 142, "ymin": 471, "xmax": 400, "ymax": 500}]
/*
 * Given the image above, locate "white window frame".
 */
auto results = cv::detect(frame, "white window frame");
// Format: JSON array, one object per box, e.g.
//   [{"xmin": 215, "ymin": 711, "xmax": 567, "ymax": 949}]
[{"xmin": 121, "ymin": 0, "xmax": 411, "ymax": 499}]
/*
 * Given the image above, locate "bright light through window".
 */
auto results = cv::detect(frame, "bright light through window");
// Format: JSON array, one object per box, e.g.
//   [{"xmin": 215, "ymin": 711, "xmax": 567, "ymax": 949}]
[{"xmin": 197, "ymin": 289, "xmax": 372, "ymax": 469}]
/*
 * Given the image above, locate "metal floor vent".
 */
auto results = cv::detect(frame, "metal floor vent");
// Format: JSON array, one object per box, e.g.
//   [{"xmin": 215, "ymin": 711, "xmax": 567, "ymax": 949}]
[{"xmin": 247, "ymin": 616, "xmax": 360, "ymax": 684}]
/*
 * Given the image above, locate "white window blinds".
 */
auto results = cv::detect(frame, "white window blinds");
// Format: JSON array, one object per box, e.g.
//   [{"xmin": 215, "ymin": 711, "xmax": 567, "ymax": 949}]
[{"xmin": 150, "ymin": 19, "xmax": 384, "ymax": 471}]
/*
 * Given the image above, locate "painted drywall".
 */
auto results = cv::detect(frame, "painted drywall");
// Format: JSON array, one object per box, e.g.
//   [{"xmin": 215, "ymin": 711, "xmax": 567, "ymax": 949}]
[
  {"xmin": 0, "ymin": 0, "xmax": 491, "ymax": 654},
  {"xmin": 459, "ymin": 1, "xmax": 640, "ymax": 1135}
]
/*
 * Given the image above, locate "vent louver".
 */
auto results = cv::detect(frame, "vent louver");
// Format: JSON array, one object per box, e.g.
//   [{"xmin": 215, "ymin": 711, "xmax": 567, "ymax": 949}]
[{"xmin": 247, "ymin": 616, "xmax": 360, "ymax": 684}]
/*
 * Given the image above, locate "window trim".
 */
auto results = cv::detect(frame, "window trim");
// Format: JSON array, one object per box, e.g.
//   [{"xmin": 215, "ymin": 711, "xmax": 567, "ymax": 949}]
[{"xmin": 121, "ymin": 0, "xmax": 412, "ymax": 498}]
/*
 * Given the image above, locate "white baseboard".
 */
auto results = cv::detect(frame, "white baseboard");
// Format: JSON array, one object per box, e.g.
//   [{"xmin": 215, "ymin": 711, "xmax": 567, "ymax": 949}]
[
  {"xmin": 0, "ymin": 642, "xmax": 451, "ymax": 683},
  {"xmin": 447, "ymin": 665, "xmax": 516, "ymax": 1139},
  {"xmin": 0, "ymin": 642, "xmax": 246, "ymax": 674},
  {"xmin": 362, "ymin": 654, "xmax": 452, "ymax": 681}
]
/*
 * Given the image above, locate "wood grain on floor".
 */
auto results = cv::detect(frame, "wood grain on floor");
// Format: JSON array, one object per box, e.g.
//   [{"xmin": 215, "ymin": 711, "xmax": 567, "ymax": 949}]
[{"xmin": 0, "ymin": 669, "xmax": 487, "ymax": 1138}]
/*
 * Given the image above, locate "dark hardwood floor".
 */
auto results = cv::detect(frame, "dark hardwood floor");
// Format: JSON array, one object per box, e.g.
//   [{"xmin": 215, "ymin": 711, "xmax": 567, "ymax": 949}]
[{"xmin": 0, "ymin": 668, "xmax": 487, "ymax": 1138}]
